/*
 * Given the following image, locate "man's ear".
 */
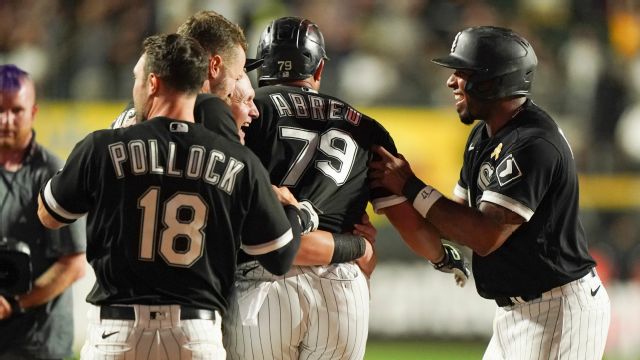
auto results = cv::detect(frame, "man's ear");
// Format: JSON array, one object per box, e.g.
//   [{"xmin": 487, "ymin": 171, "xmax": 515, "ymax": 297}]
[
  {"xmin": 148, "ymin": 73, "xmax": 159, "ymax": 95},
  {"xmin": 209, "ymin": 55, "xmax": 223, "ymax": 80}
]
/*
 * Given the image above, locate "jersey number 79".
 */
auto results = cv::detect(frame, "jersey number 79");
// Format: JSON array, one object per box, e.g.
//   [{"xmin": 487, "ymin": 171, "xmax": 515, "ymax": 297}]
[{"xmin": 279, "ymin": 127, "xmax": 358, "ymax": 187}]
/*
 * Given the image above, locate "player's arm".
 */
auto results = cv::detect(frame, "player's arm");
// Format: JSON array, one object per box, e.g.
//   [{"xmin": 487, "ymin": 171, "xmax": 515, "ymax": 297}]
[
  {"xmin": 243, "ymin": 165, "xmax": 305, "ymax": 276},
  {"xmin": 271, "ymin": 185, "xmax": 375, "ymax": 268},
  {"xmin": 380, "ymin": 200, "xmax": 469, "ymax": 286},
  {"xmin": 0, "ymin": 252, "xmax": 86, "ymax": 319},
  {"xmin": 38, "ymin": 136, "xmax": 93, "ymax": 230},
  {"xmin": 381, "ymin": 201, "xmax": 444, "ymax": 261},
  {"xmin": 428, "ymin": 198, "xmax": 524, "ymax": 256},
  {"xmin": 253, "ymin": 204, "xmax": 302, "ymax": 275},
  {"xmin": 370, "ymin": 145, "xmax": 524, "ymax": 256},
  {"xmin": 37, "ymin": 193, "xmax": 65, "ymax": 229},
  {"xmin": 293, "ymin": 220, "xmax": 375, "ymax": 267}
]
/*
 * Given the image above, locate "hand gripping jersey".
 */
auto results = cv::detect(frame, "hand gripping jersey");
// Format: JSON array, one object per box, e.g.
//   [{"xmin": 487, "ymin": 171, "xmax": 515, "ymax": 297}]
[{"xmin": 224, "ymin": 85, "xmax": 403, "ymax": 360}]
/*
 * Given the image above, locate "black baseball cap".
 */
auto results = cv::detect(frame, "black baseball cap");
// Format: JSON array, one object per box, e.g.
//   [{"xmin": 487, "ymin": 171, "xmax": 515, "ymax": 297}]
[{"xmin": 244, "ymin": 58, "xmax": 263, "ymax": 72}]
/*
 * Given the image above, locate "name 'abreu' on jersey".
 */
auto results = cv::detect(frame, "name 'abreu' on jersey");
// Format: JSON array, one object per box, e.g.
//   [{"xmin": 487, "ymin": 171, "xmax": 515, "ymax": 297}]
[{"xmin": 245, "ymin": 85, "xmax": 400, "ymax": 233}]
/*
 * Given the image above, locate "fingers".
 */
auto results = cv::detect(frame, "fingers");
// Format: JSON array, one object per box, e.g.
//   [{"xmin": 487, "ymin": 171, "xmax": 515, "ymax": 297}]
[
  {"xmin": 353, "ymin": 223, "xmax": 376, "ymax": 244},
  {"xmin": 372, "ymin": 145, "xmax": 395, "ymax": 160},
  {"xmin": 361, "ymin": 212, "xmax": 370, "ymax": 223},
  {"xmin": 354, "ymin": 212, "xmax": 377, "ymax": 243},
  {"xmin": 0, "ymin": 296, "xmax": 10, "ymax": 320},
  {"xmin": 369, "ymin": 178, "xmax": 383, "ymax": 189},
  {"xmin": 368, "ymin": 158, "xmax": 387, "ymax": 171}
]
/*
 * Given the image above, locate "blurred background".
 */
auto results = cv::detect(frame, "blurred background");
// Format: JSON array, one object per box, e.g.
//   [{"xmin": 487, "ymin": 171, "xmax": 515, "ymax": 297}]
[{"xmin": 2, "ymin": 0, "xmax": 640, "ymax": 359}]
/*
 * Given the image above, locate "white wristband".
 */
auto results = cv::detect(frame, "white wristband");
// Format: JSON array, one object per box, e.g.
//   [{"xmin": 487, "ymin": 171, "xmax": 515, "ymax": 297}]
[{"xmin": 412, "ymin": 185, "xmax": 442, "ymax": 218}]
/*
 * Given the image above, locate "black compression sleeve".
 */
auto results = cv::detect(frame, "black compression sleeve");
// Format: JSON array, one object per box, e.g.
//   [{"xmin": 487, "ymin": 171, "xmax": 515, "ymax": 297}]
[
  {"xmin": 402, "ymin": 175, "xmax": 428, "ymax": 202},
  {"xmin": 297, "ymin": 207, "xmax": 312, "ymax": 233},
  {"xmin": 254, "ymin": 205, "xmax": 302, "ymax": 275},
  {"xmin": 330, "ymin": 234, "xmax": 366, "ymax": 264}
]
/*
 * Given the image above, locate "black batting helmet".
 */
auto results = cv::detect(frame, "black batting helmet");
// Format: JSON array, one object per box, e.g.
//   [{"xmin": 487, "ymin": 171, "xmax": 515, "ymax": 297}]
[
  {"xmin": 432, "ymin": 26, "xmax": 537, "ymax": 100},
  {"xmin": 256, "ymin": 17, "xmax": 328, "ymax": 86}
]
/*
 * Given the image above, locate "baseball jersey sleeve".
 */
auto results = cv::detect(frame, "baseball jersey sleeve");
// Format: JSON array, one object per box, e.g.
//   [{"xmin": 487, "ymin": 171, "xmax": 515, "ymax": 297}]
[
  {"xmin": 41, "ymin": 134, "xmax": 96, "ymax": 224},
  {"xmin": 110, "ymin": 101, "xmax": 136, "ymax": 129},
  {"xmin": 195, "ymin": 94, "xmax": 241, "ymax": 143},
  {"xmin": 239, "ymin": 160, "xmax": 293, "ymax": 256},
  {"xmin": 455, "ymin": 124, "xmax": 481, "ymax": 202},
  {"xmin": 369, "ymin": 125, "xmax": 408, "ymax": 213},
  {"xmin": 480, "ymin": 137, "xmax": 558, "ymax": 221}
]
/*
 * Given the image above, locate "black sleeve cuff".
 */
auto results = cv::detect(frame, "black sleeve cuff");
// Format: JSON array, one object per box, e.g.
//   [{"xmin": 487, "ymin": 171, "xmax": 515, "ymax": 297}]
[{"xmin": 402, "ymin": 175, "xmax": 429, "ymax": 203}]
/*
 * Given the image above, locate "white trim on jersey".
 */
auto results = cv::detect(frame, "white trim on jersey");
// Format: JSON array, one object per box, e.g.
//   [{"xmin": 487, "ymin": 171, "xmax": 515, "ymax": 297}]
[
  {"xmin": 481, "ymin": 190, "xmax": 534, "ymax": 221},
  {"xmin": 372, "ymin": 194, "xmax": 407, "ymax": 214},
  {"xmin": 241, "ymin": 228, "xmax": 293, "ymax": 256},
  {"xmin": 43, "ymin": 180, "xmax": 87, "ymax": 221},
  {"xmin": 453, "ymin": 183, "xmax": 468, "ymax": 201}
]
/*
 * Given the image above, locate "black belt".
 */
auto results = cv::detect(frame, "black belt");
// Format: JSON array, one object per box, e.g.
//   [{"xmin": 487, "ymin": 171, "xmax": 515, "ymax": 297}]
[
  {"xmin": 100, "ymin": 305, "xmax": 216, "ymax": 320},
  {"xmin": 494, "ymin": 268, "xmax": 597, "ymax": 307},
  {"xmin": 494, "ymin": 294, "xmax": 541, "ymax": 307}
]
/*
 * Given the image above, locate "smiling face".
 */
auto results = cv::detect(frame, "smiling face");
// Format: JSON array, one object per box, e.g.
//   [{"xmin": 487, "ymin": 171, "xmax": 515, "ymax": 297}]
[
  {"xmin": 230, "ymin": 73, "xmax": 258, "ymax": 145},
  {"xmin": 447, "ymin": 70, "xmax": 480, "ymax": 125},
  {"xmin": 447, "ymin": 69, "xmax": 501, "ymax": 125},
  {"xmin": 0, "ymin": 77, "xmax": 37, "ymax": 151}
]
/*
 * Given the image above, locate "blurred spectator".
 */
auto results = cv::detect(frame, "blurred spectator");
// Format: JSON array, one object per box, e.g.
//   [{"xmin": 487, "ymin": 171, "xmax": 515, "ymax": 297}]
[{"xmin": 0, "ymin": 0, "xmax": 639, "ymax": 284}]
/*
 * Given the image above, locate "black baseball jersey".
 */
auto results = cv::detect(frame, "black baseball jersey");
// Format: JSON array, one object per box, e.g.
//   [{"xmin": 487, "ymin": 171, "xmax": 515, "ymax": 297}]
[
  {"xmin": 245, "ymin": 85, "xmax": 404, "ymax": 233},
  {"xmin": 41, "ymin": 117, "xmax": 292, "ymax": 313},
  {"xmin": 112, "ymin": 94, "xmax": 240, "ymax": 143},
  {"xmin": 455, "ymin": 99, "xmax": 595, "ymax": 299}
]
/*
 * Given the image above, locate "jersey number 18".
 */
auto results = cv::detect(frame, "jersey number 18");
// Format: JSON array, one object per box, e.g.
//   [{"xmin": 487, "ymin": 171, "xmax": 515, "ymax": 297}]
[{"xmin": 137, "ymin": 187, "xmax": 206, "ymax": 267}]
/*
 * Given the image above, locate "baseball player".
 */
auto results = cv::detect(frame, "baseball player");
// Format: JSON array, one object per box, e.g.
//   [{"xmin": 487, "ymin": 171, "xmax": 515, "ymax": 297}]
[
  {"xmin": 223, "ymin": 17, "xmax": 470, "ymax": 360},
  {"xmin": 370, "ymin": 26, "xmax": 610, "ymax": 359},
  {"xmin": 228, "ymin": 71, "xmax": 379, "ymax": 275},
  {"xmin": 110, "ymin": 10, "xmax": 258, "ymax": 142},
  {"xmin": 37, "ymin": 33, "xmax": 302, "ymax": 359},
  {"xmin": 108, "ymin": 11, "xmax": 375, "ymax": 270}
]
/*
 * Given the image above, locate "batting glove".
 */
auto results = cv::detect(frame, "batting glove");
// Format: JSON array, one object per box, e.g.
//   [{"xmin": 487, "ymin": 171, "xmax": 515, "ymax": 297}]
[
  {"xmin": 431, "ymin": 244, "xmax": 471, "ymax": 287},
  {"xmin": 297, "ymin": 201, "xmax": 319, "ymax": 235}
]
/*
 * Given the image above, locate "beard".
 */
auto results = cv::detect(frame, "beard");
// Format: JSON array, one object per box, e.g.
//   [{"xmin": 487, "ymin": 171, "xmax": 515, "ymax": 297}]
[
  {"xmin": 134, "ymin": 109, "xmax": 147, "ymax": 123},
  {"xmin": 457, "ymin": 105, "xmax": 476, "ymax": 125},
  {"xmin": 459, "ymin": 112, "xmax": 475, "ymax": 125},
  {"xmin": 133, "ymin": 96, "xmax": 150, "ymax": 123}
]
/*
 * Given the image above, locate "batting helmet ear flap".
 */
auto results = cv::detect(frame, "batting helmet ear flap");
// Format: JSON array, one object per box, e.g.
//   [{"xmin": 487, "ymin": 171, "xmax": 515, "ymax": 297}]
[{"xmin": 312, "ymin": 58, "xmax": 325, "ymax": 82}]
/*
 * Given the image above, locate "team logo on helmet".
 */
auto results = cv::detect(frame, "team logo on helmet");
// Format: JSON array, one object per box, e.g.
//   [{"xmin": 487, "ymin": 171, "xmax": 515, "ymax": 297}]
[{"xmin": 451, "ymin": 31, "xmax": 462, "ymax": 53}]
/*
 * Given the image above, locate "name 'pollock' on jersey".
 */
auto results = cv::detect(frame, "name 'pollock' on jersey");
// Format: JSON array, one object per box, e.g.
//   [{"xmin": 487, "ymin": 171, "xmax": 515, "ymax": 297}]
[
  {"xmin": 245, "ymin": 85, "xmax": 403, "ymax": 234},
  {"xmin": 108, "ymin": 139, "xmax": 245, "ymax": 194},
  {"xmin": 40, "ymin": 117, "xmax": 293, "ymax": 314}
]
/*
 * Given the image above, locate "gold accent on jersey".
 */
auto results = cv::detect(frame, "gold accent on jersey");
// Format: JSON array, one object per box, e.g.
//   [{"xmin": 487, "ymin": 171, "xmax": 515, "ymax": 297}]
[{"xmin": 491, "ymin": 143, "xmax": 503, "ymax": 160}]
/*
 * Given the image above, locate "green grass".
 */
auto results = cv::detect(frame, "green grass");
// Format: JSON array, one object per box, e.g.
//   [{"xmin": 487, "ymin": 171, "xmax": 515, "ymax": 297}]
[{"xmin": 364, "ymin": 339, "xmax": 486, "ymax": 360}]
